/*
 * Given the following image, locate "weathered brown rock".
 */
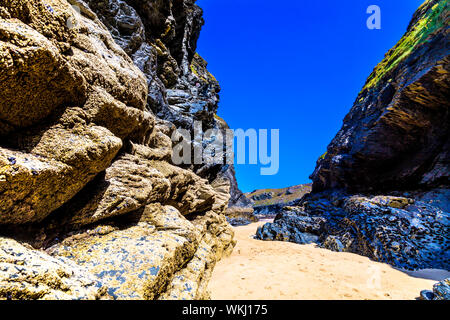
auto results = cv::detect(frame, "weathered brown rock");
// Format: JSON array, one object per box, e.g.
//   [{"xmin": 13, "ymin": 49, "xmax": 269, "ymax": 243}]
[
  {"xmin": 65, "ymin": 154, "xmax": 171, "ymax": 226},
  {"xmin": 0, "ymin": 124, "xmax": 122, "ymax": 224},
  {"xmin": 150, "ymin": 160, "xmax": 217, "ymax": 215},
  {"xmin": 0, "ymin": 0, "xmax": 148, "ymax": 224},
  {"xmin": 0, "ymin": 18, "xmax": 86, "ymax": 134}
]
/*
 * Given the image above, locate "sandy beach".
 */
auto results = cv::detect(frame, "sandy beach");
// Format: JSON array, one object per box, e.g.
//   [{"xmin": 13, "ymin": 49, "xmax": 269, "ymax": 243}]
[{"xmin": 209, "ymin": 221, "xmax": 442, "ymax": 300}]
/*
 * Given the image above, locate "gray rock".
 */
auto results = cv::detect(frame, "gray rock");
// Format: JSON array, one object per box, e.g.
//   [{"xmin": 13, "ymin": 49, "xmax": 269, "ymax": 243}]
[{"xmin": 420, "ymin": 290, "xmax": 435, "ymax": 300}]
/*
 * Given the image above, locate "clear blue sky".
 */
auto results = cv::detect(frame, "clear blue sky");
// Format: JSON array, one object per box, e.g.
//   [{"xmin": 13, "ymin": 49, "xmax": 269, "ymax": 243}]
[{"xmin": 196, "ymin": 0, "xmax": 424, "ymax": 193}]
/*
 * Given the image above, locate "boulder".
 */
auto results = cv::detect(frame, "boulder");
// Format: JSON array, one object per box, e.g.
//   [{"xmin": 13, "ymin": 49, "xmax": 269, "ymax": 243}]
[
  {"xmin": 256, "ymin": 189, "xmax": 449, "ymax": 270},
  {"xmin": 46, "ymin": 205, "xmax": 234, "ymax": 300}
]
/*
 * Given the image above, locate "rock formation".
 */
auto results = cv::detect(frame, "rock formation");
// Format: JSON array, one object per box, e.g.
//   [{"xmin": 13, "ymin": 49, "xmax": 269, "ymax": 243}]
[
  {"xmin": 0, "ymin": 0, "xmax": 238, "ymax": 300},
  {"xmin": 223, "ymin": 165, "xmax": 256, "ymax": 226},
  {"xmin": 246, "ymin": 184, "xmax": 312, "ymax": 216},
  {"xmin": 257, "ymin": 0, "xmax": 449, "ymax": 271},
  {"xmin": 311, "ymin": 0, "xmax": 449, "ymax": 193}
]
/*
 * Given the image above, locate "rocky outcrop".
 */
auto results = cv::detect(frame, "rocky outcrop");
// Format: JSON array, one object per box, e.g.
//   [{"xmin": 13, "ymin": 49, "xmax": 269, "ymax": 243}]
[
  {"xmin": 257, "ymin": 189, "xmax": 449, "ymax": 270},
  {"xmin": 246, "ymin": 184, "xmax": 312, "ymax": 216},
  {"xmin": 46, "ymin": 206, "xmax": 234, "ymax": 300},
  {"xmin": 223, "ymin": 184, "xmax": 313, "ymax": 227},
  {"xmin": 420, "ymin": 278, "xmax": 450, "ymax": 300},
  {"xmin": 0, "ymin": 0, "xmax": 147, "ymax": 224},
  {"xmin": 257, "ymin": 0, "xmax": 449, "ymax": 271},
  {"xmin": 225, "ymin": 207, "xmax": 258, "ymax": 227},
  {"xmin": 0, "ymin": 0, "xmax": 236, "ymax": 300},
  {"xmin": 0, "ymin": 236, "xmax": 107, "ymax": 300},
  {"xmin": 225, "ymin": 165, "xmax": 254, "ymax": 208}
]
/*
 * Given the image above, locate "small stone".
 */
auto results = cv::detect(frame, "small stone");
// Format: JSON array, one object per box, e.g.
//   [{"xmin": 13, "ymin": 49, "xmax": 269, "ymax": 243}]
[
  {"xmin": 432, "ymin": 278, "xmax": 450, "ymax": 300},
  {"xmin": 419, "ymin": 290, "xmax": 434, "ymax": 300}
]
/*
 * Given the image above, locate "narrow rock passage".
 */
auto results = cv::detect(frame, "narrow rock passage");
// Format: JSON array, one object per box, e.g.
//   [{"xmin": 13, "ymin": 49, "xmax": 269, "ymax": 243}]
[{"xmin": 209, "ymin": 221, "xmax": 436, "ymax": 300}]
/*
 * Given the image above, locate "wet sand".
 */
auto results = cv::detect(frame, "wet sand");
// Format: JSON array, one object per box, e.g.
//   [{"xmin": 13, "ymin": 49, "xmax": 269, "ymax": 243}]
[{"xmin": 209, "ymin": 221, "xmax": 438, "ymax": 300}]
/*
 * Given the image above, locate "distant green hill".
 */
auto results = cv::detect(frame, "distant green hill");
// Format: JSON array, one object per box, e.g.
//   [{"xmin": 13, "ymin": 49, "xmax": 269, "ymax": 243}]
[{"xmin": 246, "ymin": 184, "xmax": 312, "ymax": 207}]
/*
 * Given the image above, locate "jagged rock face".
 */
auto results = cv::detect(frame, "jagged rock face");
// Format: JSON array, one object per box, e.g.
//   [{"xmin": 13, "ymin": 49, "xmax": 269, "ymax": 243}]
[
  {"xmin": 420, "ymin": 278, "xmax": 450, "ymax": 300},
  {"xmin": 0, "ymin": 0, "xmax": 147, "ymax": 224},
  {"xmin": 311, "ymin": 0, "xmax": 449, "ymax": 193},
  {"xmin": 0, "ymin": 0, "xmax": 236, "ymax": 300},
  {"xmin": 87, "ymin": 0, "xmax": 218, "ymax": 129},
  {"xmin": 86, "ymin": 0, "xmax": 247, "ymax": 207}
]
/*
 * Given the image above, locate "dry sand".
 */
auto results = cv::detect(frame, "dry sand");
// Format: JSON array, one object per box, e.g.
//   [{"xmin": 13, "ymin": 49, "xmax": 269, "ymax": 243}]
[{"xmin": 209, "ymin": 221, "xmax": 439, "ymax": 300}]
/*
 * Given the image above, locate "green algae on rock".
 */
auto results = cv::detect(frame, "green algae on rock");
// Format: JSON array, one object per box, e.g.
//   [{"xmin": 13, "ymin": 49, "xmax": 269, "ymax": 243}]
[{"xmin": 312, "ymin": 0, "xmax": 449, "ymax": 192}]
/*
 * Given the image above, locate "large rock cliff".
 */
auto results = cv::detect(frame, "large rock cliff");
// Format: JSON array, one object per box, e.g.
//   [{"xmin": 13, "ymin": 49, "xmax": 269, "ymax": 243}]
[
  {"xmin": 0, "ymin": 0, "xmax": 237, "ymax": 299},
  {"xmin": 311, "ymin": 0, "xmax": 449, "ymax": 193},
  {"xmin": 257, "ymin": 0, "xmax": 449, "ymax": 271}
]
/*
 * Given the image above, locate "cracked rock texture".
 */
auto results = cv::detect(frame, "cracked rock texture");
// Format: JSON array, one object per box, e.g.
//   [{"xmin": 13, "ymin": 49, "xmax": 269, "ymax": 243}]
[
  {"xmin": 0, "ymin": 0, "xmax": 237, "ymax": 299},
  {"xmin": 0, "ymin": 236, "xmax": 107, "ymax": 300},
  {"xmin": 420, "ymin": 278, "xmax": 450, "ymax": 300},
  {"xmin": 257, "ymin": 0, "xmax": 449, "ymax": 272},
  {"xmin": 257, "ymin": 189, "xmax": 449, "ymax": 270}
]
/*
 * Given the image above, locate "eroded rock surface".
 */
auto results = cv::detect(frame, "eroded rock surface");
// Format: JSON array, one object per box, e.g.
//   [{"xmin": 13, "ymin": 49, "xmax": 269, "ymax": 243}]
[
  {"xmin": 0, "ymin": 0, "xmax": 237, "ymax": 300},
  {"xmin": 246, "ymin": 184, "xmax": 312, "ymax": 217},
  {"xmin": 0, "ymin": 237, "xmax": 106, "ymax": 300},
  {"xmin": 257, "ymin": 189, "xmax": 449, "ymax": 270}
]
